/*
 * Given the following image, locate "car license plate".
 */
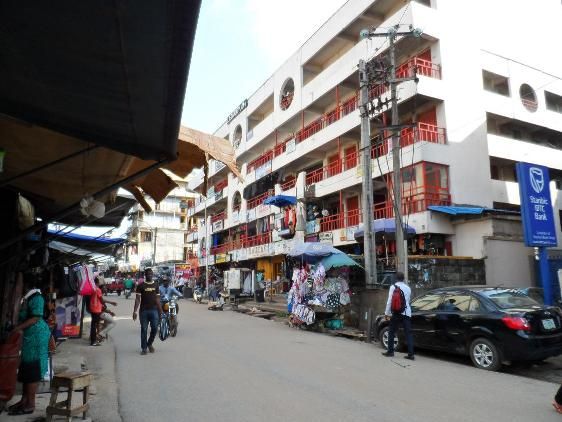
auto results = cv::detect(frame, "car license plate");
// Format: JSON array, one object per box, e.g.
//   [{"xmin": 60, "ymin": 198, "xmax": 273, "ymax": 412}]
[{"xmin": 542, "ymin": 319, "xmax": 556, "ymax": 330}]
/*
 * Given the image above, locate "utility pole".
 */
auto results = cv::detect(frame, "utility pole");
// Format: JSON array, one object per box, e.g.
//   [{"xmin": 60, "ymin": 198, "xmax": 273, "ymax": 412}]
[
  {"xmin": 359, "ymin": 59, "xmax": 377, "ymax": 287},
  {"xmin": 152, "ymin": 227, "xmax": 158, "ymax": 266},
  {"xmin": 360, "ymin": 25, "xmax": 422, "ymax": 276},
  {"xmin": 204, "ymin": 194, "xmax": 209, "ymax": 295},
  {"xmin": 388, "ymin": 33, "xmax": 406, "ymax": 275}
]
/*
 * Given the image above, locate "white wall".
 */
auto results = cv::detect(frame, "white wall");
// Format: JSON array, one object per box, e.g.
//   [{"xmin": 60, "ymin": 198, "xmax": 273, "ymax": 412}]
[{"xmin": 484, "ymin": 239, "xmax": 533, "ymax": 287}]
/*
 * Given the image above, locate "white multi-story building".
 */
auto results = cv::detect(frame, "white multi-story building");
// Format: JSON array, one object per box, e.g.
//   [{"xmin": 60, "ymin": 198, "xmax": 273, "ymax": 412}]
[
  {"xmin": 127, "ymin": 177, "xmax": 197, "ymax": 270},
  {"xmin": 187, "ymin": 0, "xmax": 562, "ymax": 287}
]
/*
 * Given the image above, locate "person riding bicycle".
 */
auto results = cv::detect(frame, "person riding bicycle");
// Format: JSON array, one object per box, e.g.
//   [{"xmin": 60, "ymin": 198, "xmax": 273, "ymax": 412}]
[{"xmin": 159, "ymin": 277, "xmax": 182, "ymax": 314}]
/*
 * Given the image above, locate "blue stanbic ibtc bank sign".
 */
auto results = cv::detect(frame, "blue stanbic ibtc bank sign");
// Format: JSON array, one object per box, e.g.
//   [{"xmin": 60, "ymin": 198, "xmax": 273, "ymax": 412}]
[{"xmin": 516, "ymin": 162, "xmax": 558, "ymax": 247}]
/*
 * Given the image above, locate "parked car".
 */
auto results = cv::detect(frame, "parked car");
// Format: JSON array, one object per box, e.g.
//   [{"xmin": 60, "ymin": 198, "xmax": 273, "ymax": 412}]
[
  {"xmin": 375, "ymin": 286, "xmax": 562, "ymax": 371},
  {"xmin": 106, "ymin": 278, "xmax": 124, "ymax": 295}
]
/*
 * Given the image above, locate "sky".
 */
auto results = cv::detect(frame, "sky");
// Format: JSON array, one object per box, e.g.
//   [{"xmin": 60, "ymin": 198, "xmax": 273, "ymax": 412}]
[{"xmin": 181, "ymin": 0, "xmax": 348, "ymax": 134}]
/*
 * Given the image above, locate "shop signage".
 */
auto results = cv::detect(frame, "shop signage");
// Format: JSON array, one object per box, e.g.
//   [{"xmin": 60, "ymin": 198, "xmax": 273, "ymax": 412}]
[
  {"xmin": 212, "ymin": 220, "xmax": 224, "ymax": 233},
  {"xmin": 255, "ymin": 161, "xmax": 272, "ymax": 180},
  {"xmin": 256, "ymin": 203, "xmax": 271, "ymax": 219},
  {"xmin": 286, "ymin": 139, "xmax": 296, "ymax": 154},
  {"xmin": 232, "ymin": 211, "xmax": 240, "ymax": 224},
  {"xmin": 227, "ymin": 99, "xmax": 248, "ymax": 123},
  {"xmin": 174, "ymin": 264, "xmax": 192, "ymax": 280},
  {"xmin": 247, "ymin": 208, "xmax": 256, "ymax": 221},
  {"xmin": 274, "ymin": 239, "xmax": 295, "ymax": 255},
  {"xmin": 55, "ymin": 295, "xmax": 83, "ymax": 338},
  {"xmin": 306, "ymin": 219, "xmax": 320, "ymax": 235},
  {"xmin": 247, "ymin": 244, "xmax": 272, "ymax": 259},
  {"xmin": 232, "ymin": 248, "xmax": 247, "ymax": 262},
  {"xmin": 206, "ymin": 255, "xmax": 215, "ymax": 265},
  {"xmin": 319, "ymin": 232, "xmax": 333, "ymax": 244},
  {"xmin": 216, "ymin": 253, "xmax": 229, "ymax": 264},
  {"xmin": 516, "ymin": 162, "xmax": 558, "ymax": 246}
]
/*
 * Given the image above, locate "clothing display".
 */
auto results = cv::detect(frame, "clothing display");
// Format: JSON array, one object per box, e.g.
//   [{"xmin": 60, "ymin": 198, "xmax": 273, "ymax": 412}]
[{"xmin": 291, "ymin": 304, "xmax": 315, "ymax": 325}]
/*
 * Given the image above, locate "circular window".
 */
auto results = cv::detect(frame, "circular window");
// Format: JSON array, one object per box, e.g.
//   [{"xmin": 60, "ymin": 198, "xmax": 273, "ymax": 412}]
[
  {"xmin": 520, "ymin": 84, "xmax": 538, "ymax": 112},
  {"xmin": 233, "ymin": 125, "xmax": 242, "ymax": 148},
  {"xmin": 280, "ymin": 78, "xmax": 295, "ymax": 111},
  {"xmin": 232, "ymin": 191, "xmax": 241, "ymax": 212}
]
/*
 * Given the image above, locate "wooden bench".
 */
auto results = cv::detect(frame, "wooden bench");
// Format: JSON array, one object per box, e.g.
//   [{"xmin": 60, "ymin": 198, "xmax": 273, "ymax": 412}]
[{"xmin": 46, "ymin": 371, "xmax": 91, "ymax": 422}]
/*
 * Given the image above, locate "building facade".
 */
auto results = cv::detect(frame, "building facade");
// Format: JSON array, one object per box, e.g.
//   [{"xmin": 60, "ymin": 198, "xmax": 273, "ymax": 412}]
[
  {"xmin": 126, "ymin": 179, "xmax": 197, "ymax": 271},
  {"xmin": 187, "ymin": 0, "xmax": 562, "ymax": 288}
]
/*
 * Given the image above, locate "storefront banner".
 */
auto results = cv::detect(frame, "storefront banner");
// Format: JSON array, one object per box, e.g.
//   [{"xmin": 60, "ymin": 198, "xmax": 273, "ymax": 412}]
[
  {"xmin": 212, "ymin": 220, "xmax": 224, "ymax": 232},
  {"xmin": 319, "ymin": 232, "xmax": 333, "ymax": 244},
  {"xmin": 232, "ymin": 249, "xmax": 248, "ymax": 262},
  {"xmin": 216, "ymin": 253, "xmax": 229, "ymax": 264},
  {"xmin": 55, "ymin": 295, "xmax": 83, "ymax": 338},
  {"xmin": 247, "ymin": 243, "xmax": 272, "ymax": 259},
  {"xmin": 285, "ymin": 139, "xmax": 296, "ymax": 154},
  {"xmin": 255, "ymin": 161, "xmax": 272, "ymax": 180},
  {"xmin": 274, "ymin": 239, "xmax": 295, "ymax": 255},
  {"xmin": 306, "ymin": 219, "xmax": 320, "ymax": 235},
  {"xmin": 247, "ymin": 208, "xmax": 256, "ymax": 221},
  {"xmin": 174, "ymin": 264, "xmax": 192, "ymax": 281},
  {"xmin": 256, "ymin": 203, "xmax": 271, "ymax": 219}
]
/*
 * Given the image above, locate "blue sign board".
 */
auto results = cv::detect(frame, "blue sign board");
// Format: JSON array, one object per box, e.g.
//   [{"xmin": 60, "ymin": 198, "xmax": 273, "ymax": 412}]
[{"xmin": 516, "ymin": 162, "xmax": 558, "ymax": 247}]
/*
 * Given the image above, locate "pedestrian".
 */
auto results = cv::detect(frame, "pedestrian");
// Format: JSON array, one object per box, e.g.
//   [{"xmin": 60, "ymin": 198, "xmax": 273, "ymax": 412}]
[
  {"xmin": 553, "ymin": 385, "xmax": 562, "ymax": 413},
  {"xmin": 133, "ymin": 268, "xmax": 162, "ymax": 355},
  {"xmin": 7, "ymin": 279, "xmax": 50, "ymax": 415},
  {"xmin": 98, "ymin": 295, "xmax": 118, "ymax": 341},
  {"xmin": 381, "ymin": 271, "xmax": 415, "ymax": 360},
  {"xmin": 89, "ymin": 278, "xmax": 104, "ymax": 346}
]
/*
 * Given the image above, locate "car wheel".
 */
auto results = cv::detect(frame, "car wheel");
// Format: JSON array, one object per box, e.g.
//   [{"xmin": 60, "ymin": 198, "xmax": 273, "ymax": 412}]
[
  {"xmin": 379, "ymin": 326, "xmax": 400, "ymax": 351},
  {"xmin": 469, "ymin": 338, "xmax": 502, "ymax": 371}
]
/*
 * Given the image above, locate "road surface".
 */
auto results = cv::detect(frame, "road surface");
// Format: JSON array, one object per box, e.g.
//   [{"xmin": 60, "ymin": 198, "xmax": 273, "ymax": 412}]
[{"xmin": 108, "ymin": 296, "xmax": 560, "ymax": 422}]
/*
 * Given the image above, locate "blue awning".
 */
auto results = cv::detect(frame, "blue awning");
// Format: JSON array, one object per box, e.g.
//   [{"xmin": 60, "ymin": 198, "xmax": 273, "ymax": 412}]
[
  {"xmin": 428, "ymin": 206, "xmax": 519, "ymax": 216},
  {"xmin": 47, "ymin": 230, "xmax": 126, "ymax": 245},
  {"xmin": 263, "ymin": 195, "xmax": 297, "ymax": 207}
]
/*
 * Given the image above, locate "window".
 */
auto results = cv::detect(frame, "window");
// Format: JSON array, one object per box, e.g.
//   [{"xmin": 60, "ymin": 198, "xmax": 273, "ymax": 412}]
[
  {"xmin": 482, "ymin": 70, "xmax": 510, "ymax": 96},
  {"xmin": 438, "ymin": 294, "xmax": 473, "ymax": 312},
  {"xmin": 520, "ymin": 84, "xmax": 538, "ymax": 112},
  {"xmin": 545, "ymin": 91, "xmax": 562, "ymax": 114},
  {"xmin": 233, "ymin": 125, "xmax": 242, "ymax": 148},
  {"xmin": 411, "ymin": 293, "xmax": 442, "ymax": 311},
  {"xmin": 140, "ymin": 231, "xmax": 152, "ymax": 242},
  {"xmin": 280, "ymin": 78, "xmax": 295, "ymax": 111}
]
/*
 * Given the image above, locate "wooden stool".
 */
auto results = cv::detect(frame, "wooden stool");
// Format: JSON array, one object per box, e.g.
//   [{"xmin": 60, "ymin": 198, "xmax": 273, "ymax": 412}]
[{"xmin": 46, "ymin": 371, "xmax": 91, "ymax": 422}]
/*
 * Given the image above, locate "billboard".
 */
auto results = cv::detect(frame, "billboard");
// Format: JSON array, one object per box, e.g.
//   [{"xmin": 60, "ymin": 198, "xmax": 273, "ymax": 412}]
[{"xmin": 516, "ymin": 162, "xmax": 558, "ymax": 247}]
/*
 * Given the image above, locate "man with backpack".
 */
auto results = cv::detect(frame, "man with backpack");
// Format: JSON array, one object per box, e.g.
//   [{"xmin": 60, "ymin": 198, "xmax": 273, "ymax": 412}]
[{"xmin": 382, "ymin": 271, "xmax": 415, "ymax": 360}]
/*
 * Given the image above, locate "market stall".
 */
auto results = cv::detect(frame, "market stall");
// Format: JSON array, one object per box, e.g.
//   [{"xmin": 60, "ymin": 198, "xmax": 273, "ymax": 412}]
[{"xmin": 286, "ymin": 243, "xmax": 361, "ymax": 329}]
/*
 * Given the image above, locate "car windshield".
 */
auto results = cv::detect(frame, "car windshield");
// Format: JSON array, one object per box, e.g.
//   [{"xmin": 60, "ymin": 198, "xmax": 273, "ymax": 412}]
[{"xmin": 477, "ymin": 289, "xmax": 540, "ymax": 309}]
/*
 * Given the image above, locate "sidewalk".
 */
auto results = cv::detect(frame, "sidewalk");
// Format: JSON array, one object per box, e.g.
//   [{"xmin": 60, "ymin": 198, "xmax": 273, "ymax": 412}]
[{"xmin": 0, "ymin": 322, "xmax": 121, "ymax": 422}]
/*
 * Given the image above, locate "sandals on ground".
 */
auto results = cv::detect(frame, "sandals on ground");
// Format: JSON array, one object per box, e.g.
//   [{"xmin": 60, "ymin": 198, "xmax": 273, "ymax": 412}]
[
  {"xmin": 553, "ymin": 402, "xmax": 562, "ymax": 414},
  {"xmin": 8, "ymin": 407, "xmax": 34, "ymax": 415}
]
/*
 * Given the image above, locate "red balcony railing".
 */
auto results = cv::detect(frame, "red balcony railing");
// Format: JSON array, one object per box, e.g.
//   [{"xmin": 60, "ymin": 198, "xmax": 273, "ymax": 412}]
[
  {"xmin": 247, "ymin": 150, "xmax": 274, "ymax": 173},
  {"xmin": 396, "ymin": 57, "xmax": 441, "ymax": 79},
  {"xmin": 344, "ymin": 150, "xmax": 359, "ymax": 170},
  {"xmin": 347, "ymin": 208, "xmax": 361, "ymax": 227},
  {"xmin": 400, "ymin": 123, "xmax": 446, "ymax": 147},
  {"xmin": 245, "ymin": 232, "xmax": 272, "ymax": 247},
  {"xmin": 281, "ymin": 178, "xmax": 297, "ymax": 191},
  {"xmin": 210, "ymin": 242, "xmax": 230, "ymax": 255},
  {"xmin": 320, "ymin": 213, "xmax": 344, "ymax": 232},
  {"xmin": 274, "ymin": 134, "xmax": 295, "ymax": 157},
  {"xmin": 211, "ymin": 211, "xmax": 226, "ymax": 224},
  {"xmin": 247, "ymin": 190, "xmax": 273, "ymax": 210}
]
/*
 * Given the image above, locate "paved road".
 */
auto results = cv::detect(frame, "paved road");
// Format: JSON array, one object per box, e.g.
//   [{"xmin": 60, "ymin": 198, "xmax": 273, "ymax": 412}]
[{"xmin": 108, "ymin": 296, "xmax": 561, "ymax": 422}]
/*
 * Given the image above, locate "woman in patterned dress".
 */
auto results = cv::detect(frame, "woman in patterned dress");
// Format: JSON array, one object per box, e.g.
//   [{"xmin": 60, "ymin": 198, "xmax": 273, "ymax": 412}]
[{"xmin": 8, "ymin": 282, "xmax": 50, "ymax": 416}]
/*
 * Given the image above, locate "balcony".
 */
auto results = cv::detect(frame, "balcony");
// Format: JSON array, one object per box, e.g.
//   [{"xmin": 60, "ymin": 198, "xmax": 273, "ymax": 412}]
[
  {"xmin": 247, "ymin": 150, "xmax": 274, "ymax": 173},
  {"xmin": 396, "ymin": 57, "xmax": 441, "ymax": 80},
  {"xmin": 211, "ymin": 211, "xmax": 226, "ymax": 224},
  {"xmin": 247, "ymin": 190, "xmax": 273, "ymax": 210},
  {"xmin": 245, "ymin": 232, "xmax": 272, "ymax": 247},
  {"xmin": 280, "ymin": 177, "xmax": 297, "ymax": 192}
]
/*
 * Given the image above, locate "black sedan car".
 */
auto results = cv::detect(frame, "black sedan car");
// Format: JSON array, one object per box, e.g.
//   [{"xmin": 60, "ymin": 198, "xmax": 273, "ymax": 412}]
[{"xmin": 375, "ymin": 286, "xmax": 562, "ymax": 371}]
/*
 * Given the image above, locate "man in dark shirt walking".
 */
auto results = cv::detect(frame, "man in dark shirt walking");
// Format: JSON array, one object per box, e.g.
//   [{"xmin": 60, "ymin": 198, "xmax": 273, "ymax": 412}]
[{"xmin": 133, "ymin": 268, "xmax": 162, "ymax": 355}]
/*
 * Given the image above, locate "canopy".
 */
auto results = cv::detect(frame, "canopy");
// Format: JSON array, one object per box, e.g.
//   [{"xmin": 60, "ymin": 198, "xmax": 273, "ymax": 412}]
[
  {"xmin": 287, "ymin": 242, "xmax": 344, "ymax": 259},
  {"xmin": 354, "ymin": 218, "xmax": 416, "ymax": 240},
  {"xmin": 263, "ymin": 195, "xmax": 297, "ymax": 207},
  {"xmin": 0, "ymin": 0, "xmax": 202, "ymax": 161},
  {"xmin": 427, "ymin": 205, "xmax": 519, "ymax": 216},
  {"xmin": 320, "ymin": 254, "xmax": 363, "ymax": 271}
]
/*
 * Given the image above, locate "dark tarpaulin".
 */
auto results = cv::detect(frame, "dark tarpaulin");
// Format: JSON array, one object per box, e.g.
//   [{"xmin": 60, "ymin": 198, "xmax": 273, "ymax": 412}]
[{"xmin": 0, "ymin": 0, "xmax": 202, "ymax": 161}]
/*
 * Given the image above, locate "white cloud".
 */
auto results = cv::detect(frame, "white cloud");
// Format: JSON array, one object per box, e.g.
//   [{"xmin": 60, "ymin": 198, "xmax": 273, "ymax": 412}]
[{"xmin": 245, "ymin": 0, "xmax": 347, "ymax": 69}]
